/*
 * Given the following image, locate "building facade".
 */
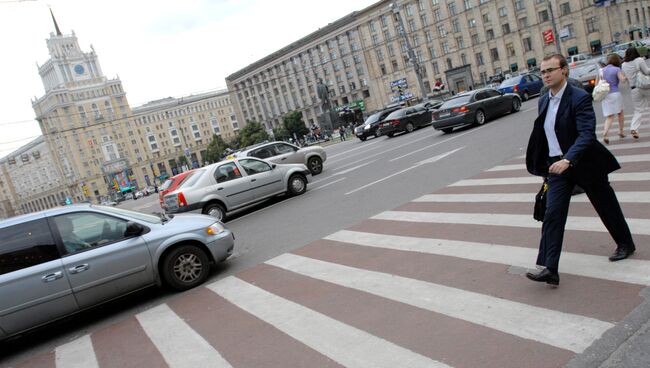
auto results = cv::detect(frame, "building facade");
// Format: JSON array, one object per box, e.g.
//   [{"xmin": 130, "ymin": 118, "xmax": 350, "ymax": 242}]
[
  {"xmin": 227, "ymin": 0, "xmax": 650, "ymax": 128},
  {"xmin": 2, "ymin": 20, "xmax": 239, "ymax": 218}
]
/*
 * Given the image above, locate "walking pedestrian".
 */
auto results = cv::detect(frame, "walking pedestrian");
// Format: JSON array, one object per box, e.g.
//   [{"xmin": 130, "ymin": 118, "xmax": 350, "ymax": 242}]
[
  {"xmin": 525, "ymin": 54, "xmax": 636, "ymax": 287},
  {"xmin": 621, "ymin": 46, "xmax": 650, "ymax": 139},
  {"xmin": 600, "ymin": 54, "xmax": 627, "ymax": 144},
  {"xmin": 339, "ymin": 126, "xmax": 346, "ymax": 141}
]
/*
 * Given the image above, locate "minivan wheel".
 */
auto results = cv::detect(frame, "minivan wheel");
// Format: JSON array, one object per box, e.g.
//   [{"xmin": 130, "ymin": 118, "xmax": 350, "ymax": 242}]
[
  {"xmin": 523, "ymin": 91, "xmax": 529, "ymax": 101},
  {"xmin": 307, "ymin": 156, "xmax": 323, "ymax": 175},
  {"xmin": 474, "ymin": 110, "xmax": 486, "ymax": 125},
  {"xmin": 512, "ymin": 97, "xmax": 521, "ymax": 112},
  {"xmin": 405, "ymin": 122, "xmax": 415, "ymax": 133},
  {"xmin": 161, "ymin": 245, "xmax": 210, "ymax": 291},
  {"xmin": 288, "ymin": 174, "xmax": 307, "ymax": 195},
  {"xmin": 203, "ymin": 202, "xmax": 226, "ymax": 221},
  {"xmin": 374, "ymin": 128, "xmax": 381, "ymax": 138},
  {"xmin": 359, "ymin": 136, "xmax": 367, "ymax": 141}
]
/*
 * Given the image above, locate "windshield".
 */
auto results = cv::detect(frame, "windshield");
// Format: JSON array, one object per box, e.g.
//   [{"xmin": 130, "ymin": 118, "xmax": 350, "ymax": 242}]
[
  {"xmin": 159, "ymin": 179, "xmax": 173, "ymax": 191},
  {"xmin": 440, "ymin": 95, "xmax": 473, "ymax": 108},
  {"xmin": 179, "ymin": 169, "xmax": 205, "ymax": 188},
  {"xmin": 499, "ymin": 77, "xmax": 522, "ymax": 88},
  {"xmin": 363, "ymin": 112, "xmax": 382, "ymax": 125},
  {"xmin": 569, "ymin": 63, "xmax": 599, "ymax": 78},
  {"xmin": 97, "ymin": 206, "xmax": 162, "ymax": 224}
]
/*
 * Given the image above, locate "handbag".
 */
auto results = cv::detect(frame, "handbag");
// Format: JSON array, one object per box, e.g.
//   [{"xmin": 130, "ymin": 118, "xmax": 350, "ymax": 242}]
[
  {"xmin": 592, "ymin": 68, "xmax": 610, "ymax": 102},
  {"xmin": 533, "ymin": 179, "xmax": 548, "ymax": 222}
]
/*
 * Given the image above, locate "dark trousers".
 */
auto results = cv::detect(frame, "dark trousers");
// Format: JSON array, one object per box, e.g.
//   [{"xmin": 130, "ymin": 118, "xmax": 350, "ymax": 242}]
[{"xmin": 536, "ymin": 168, "xmax": 635, "ymax": 271}]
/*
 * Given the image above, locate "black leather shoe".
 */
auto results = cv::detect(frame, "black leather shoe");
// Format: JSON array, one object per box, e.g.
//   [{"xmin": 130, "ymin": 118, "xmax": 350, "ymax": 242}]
[
  {"xmin": 609, "ymin": 247, "xmax": 635, "ymax": 262},
  {"xmin": 526, "ymin": 268, "xmax": 560, "ymax": 286}
]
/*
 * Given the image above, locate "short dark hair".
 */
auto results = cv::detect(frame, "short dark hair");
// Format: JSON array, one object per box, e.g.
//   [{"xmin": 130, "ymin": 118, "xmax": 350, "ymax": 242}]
[
  {"xmin": 542, "ymin": 54, "xmax": 568, "ymax": 69},
  {"xmin": 607, "ymin": 53, "xmax": 622, "ymax": 67},
  {"xmin": 624, "ymin": 46, "xmax": 640, "ymax": 62}
]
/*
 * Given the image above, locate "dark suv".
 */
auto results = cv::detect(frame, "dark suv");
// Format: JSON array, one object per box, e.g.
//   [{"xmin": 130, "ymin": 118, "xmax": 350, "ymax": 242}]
[
  {"xmin": 354, "ymin": 107, "xmax": 399, "ymax": 141},
  {"xmin": 377, "ymin": 103, "xmax": 433, "ymax": 137}
]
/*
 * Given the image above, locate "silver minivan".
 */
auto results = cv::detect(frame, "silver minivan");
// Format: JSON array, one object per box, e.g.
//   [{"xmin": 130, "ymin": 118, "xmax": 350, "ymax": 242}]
[{"xmin": 0, "ymin": 204, "xmax": 234, "ymax": 340}]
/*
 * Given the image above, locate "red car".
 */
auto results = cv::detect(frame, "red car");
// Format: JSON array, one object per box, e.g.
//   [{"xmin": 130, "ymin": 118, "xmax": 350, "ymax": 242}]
[{"xmin": 158, "ymin": 170, "xmax": 195, "ymax": 210}]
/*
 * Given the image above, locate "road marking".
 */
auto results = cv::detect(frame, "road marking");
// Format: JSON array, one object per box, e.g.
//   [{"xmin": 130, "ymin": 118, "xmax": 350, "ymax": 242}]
[
  {"xmin": 488, "ymin": 153, "xmax": 650, "ymax": 171},
  {"xmin": 413, "ymin": 192, "xmax": 650, "ymax": 203},
  {"xmin": 327, "ymin": 139, "xmax": 383, "ymax": 159},
  {"xmin": 329, "ymin": 129, "xmax": 435, "ymax": 165},
  {"xmin": 136, "ymin": 304, "xmax": 232, "ymax": 368},
  {"xmin": 324, "ymin": 230, "xmax": 650, "ymax": 286},
  {"xmin": 312, "ymin": 177, "xmax": 346, "ymax": 191},
  {"xmin": 207, "ymin": 277, "xmax": 449, "ymax": 368},
  {"xmin": 389, "ymin": 126, "xmax": 482, "ymax": 162},
  {"xmin": 55, "ymin": 334, "xmax": 99, "ymax": 368},
  {"xmin": 333, "ymin": 160, "xmax": 376, "ymax": 175},
  {"xmin": 371, "ymin": 211, "xmax": 650, "ymax": 235},
  {"xmin": 523, "ymin": 107, "xmax": 536, "ymax": 112},
  {"xmin": 450, "ymin": 172, "xmax": 650, "ymax": 186},
  {"xmin": 345, "ymin": 147, "xmax": 464, "ymax": 195},
  {"xmin": 266, "ymin": 253, "xmax": 613, "ymax": 353}
]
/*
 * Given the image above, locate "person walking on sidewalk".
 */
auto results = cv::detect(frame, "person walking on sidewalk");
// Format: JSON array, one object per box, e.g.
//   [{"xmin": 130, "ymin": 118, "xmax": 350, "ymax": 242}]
[
  {"xmin": 339, "ymin": 125, "xmax": 346, "ymax": 141},
  {"xmin": 621, "ymin": 47, "xmax": 650, "ymax": 139},
  {"xmin": 600, "ymin": 54, "xmax": 627, "ymax": 144},
  {"xmin": 525, "ymin": 54, "xmax": 637, "ymax": 287}
]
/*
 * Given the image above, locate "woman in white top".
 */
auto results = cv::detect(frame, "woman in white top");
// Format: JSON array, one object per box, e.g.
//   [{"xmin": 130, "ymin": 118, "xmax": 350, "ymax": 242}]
[
  {"xmin": 600, "ymin": 53, "xmax": 627, "ymax": 144},
  {"xmin": 621, "ymin": 47, "xmax": 650, "ymax": 139}
]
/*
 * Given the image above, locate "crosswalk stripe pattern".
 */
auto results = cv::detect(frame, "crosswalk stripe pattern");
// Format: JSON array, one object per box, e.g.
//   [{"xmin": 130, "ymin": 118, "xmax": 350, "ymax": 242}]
[{"xmin": 12, "ymin": 139, "xmax": 649, "ymax": 368}]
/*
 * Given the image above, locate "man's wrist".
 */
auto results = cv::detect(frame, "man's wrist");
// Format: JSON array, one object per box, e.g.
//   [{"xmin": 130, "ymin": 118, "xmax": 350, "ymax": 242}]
[{"xmin": 562, "ymin": 158, "xmax": 572, "ymax": 166}]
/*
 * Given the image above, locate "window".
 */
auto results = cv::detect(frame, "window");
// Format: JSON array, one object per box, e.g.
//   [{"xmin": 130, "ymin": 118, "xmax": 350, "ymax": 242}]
[
  {"xmin": 475, "ymin": 52, "xmax": 484, "ymax": 65},
  {"xmin": 432, "ymin": 61, "xmax": 440, "ymax": 74},
  {"xmin": 523, "ymin": 37, "xmax": 533, "ymax": 52},
  {"xmin": 448, "ymin": 2, "xmax": 457, "ymax": 15},
  {"xmin": 482, "ymin": 13, "xmax": 490, "ymax": 23},
  {"xmin": 502, "ymin": 23, "xmax": 511, "ymax": 34},
  {"xmin": 372, "ymin": 34, "xmax": 380, "ymax": 46},
  {"xmin": 490, "ymin": 48, "xmax": 500, "ymax": 61},
  {"xmin": 486, "ymin": 29, "xmax": 495, "ymax": 40},
  {"xmin": 468, "ymin": 18, "xmax": 477, "ymax": 28},
  {"xmin": 406, "ymin": 3, "xmax": 413, "ymax": 16},
  {"xmin": 514, "ymin": 0, "xmax": 525, "ymax": 11},
  {"xmin": 239, "ymin": 159, "xmax": 272, "ymax": 175},
  {"xmin": 273, "ymin": 143, "xmax": 295, "ymax": 155},
  {"xmin": 463, "ymin": 0, "xmax": 473, "ymax": 10},
  {"xmin": 626, "ymin": 9, "xmax": 631, "ymax": 24},
  {"xmin": 429, "ymin": 46, "xmax": 438, "ymax": 58},
  {"xmin": 215, "ymin": 162, "xmax": 243, "ymax": 183},
  {"xmin": 560, "ymin": 2, "xmax": 570, "ymax": 16},
  {"xmin": 437, "ymin": 25, "xmax": 447, "ymax": 37},
  {"xmin": 498, "ymin": 6, "xmax": 507, "ymax": 17},
  {"xmin": 421, "ymin": 14, "xmax": 429, "ymax": 26},
  {"xmin": 433, "ymin": 8, "xmax": 441, "ymax": 21},
  {"xmin": 586, "ymin": 16, "xmax": 598, "ymax": 33},
  {"xmin": 456, "ymin": 36, "xmax": 465, "ymax": 49},
  {"xmin": 452, "ymin": 18, "xmax": 460, "ymax": 33},
  {"xmin": 0, "ymin": 219, "xmax": 59, "ymax": 275},
  {"xmin": 52, "ymin": 213, "xmax": 129, "ymax": 254},
  {"xmin": 381, "ymin": 14, "xmax": 389, "ymax": 27},
  {"xmin": 518, "ymin": 17, "xmax": 528, "ymax": 28},
  {"xmin": 461, "ymin": 53, "xmax": 467, "ymax": 64},
  {"xmin": 442, "ymin": 41, "xmax": 450, "ymax": 54},
  {"xmin": 409, "ymin": 19, "xmax": 417, "ymax": 32},
  {"xmin": 539, "ymin": 10, "xmax": 549, "ymax": 22},
  {"xmin": 380, "ymin": 64, "xmax": 387, "ymax": 75},
  {"xmin": 384, "ymin": 29, "xmax": 391, "ymax": 42},
  {"xmin": 369, "ymin": 21, "xmax": 376, "ymax": 33},
  {"xmin": 471, "ymin": 33, "xmax": 480, "ymax": 45},
  {"xmin": 506, "ymin": 43, "xmax": 516, "ymax": 57},
  {"xmin": 376, "ymin": 49, "xmax": 385, "ymax": 61},
  {"xmin": 426, "ymin": 30, "xmax": 434, "ymax": 42}
]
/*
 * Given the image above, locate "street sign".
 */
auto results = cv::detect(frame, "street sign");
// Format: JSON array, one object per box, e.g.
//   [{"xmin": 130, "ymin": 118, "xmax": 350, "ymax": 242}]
[
  {"xmin": 543, "ymin": 29, "xmax": 555, "ymax": 45},
  {"xmin": 184, "ymin": 148, "xmax": 190, "ymax": 157},
  {"xmin": 334, "ymin": 100, "xmax": 366, "ymax": 112},
  {"xmin": 390, "ymin": 78, "xmax": 408, "ymax": 91}
]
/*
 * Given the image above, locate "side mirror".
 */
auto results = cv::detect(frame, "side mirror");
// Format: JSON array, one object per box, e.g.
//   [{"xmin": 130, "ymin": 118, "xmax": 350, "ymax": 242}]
[
  {"xmin": 272, "ymin": 164, "xmax": 277, "ymax": 169},
  {"xmin": 124, "ymin": 221, "xmax": 145, "ymax": 237}
]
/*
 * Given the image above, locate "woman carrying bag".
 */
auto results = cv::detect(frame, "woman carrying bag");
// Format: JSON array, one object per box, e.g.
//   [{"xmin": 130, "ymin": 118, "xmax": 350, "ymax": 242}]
[
  {"xmin": 598, "ymin": 54, "xmax": 627, "ymax": 144},
  {"xmin": 621, "ymin": 47, "xmax": 650, "ymax": 139}
]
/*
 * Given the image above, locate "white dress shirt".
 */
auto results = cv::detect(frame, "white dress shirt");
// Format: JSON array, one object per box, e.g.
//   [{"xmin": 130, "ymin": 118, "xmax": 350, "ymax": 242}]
[{"xmin": 543, "ymin": 81, "xmax": 567, "ymax": 157}]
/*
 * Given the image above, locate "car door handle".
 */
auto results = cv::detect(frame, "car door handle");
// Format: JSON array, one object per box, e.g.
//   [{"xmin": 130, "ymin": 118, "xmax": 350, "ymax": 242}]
[
  {"xmin": 281, "ymin": 157, "xmax": 287, "ymax": 160},
  {"xmin": 42, "ymin": 271, "xmax": 63, "ymax": 283},
  {"xmin": 69, "ymin": 264, "xmax": 90, "ymax": 274},
  {"xmin": 251, "ymin": 178, "xmax": 257, "ymax": 182},
  {"xmin": 217, "ymin": 187, "xmax": 224, "ymax": 190}
]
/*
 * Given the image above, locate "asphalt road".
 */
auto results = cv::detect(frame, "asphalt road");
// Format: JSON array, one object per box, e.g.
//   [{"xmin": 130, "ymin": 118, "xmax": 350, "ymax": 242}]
[{"xmin": 0, "ymin": 92, "xmax": 629, "ymax": 365}]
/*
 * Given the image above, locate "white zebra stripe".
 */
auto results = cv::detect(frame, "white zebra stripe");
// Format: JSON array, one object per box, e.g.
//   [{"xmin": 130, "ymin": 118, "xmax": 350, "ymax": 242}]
[
  {"xmin": 136, "ymin": 304, "xmax": 233, "ymax": 368},
  {"xmin": 371, "ymin": 211, "xmax": 650, "ymax": 235},
  {"xmin": 488, "ymin": 153, "xmax": 650, "ymax": 172},
  {"xmin": 450, "ymin": 172, "xmax": 650, "ymax": 186},
  {"xmin": 266, "ymin": 253, "xmax": 614, "ymax": 353},
  {"xmin": 207, "ymin": 276, "xmax": 449, "ymax": 368},
  {"xmin": 413, "ymin": 192, "xmax": 650, "ymax": 203},
  {"xmin": 55, "ymin": 334, "xmax": 99, "ymax": 368},
  {"xmin": 324, "ymin": 230, "xmax": 650, "ymax": 286}
]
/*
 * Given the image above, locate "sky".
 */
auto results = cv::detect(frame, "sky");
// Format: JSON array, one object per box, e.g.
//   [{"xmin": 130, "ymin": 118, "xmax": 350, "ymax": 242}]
[{"xmin": 0, "ymin": 0, "xmax": 377, "ymax": 158}]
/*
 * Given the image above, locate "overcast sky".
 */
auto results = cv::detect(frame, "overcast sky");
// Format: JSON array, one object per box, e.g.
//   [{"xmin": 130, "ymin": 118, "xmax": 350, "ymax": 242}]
[{"xmin": 0, "ymin": 0, "xmax": 376, "ymax": 158}]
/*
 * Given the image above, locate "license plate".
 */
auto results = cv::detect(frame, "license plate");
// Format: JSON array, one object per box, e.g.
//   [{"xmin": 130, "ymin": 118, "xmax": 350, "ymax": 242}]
[
  {"xmin": 164, "ymin": 196, "xmax": 178, "ymax": 210},
  {"xmin": 439, "ymin": 112, "xmax": 451, "ymax": 118}
]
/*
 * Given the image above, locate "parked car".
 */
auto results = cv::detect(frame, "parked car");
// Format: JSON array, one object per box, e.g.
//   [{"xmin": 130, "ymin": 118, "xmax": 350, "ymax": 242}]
[
  {"xmin": 0, "ymin": 204, "xmax": 234, "ymax": 341},
  {"xmin": 134, "ymin": 191, "xmax": 144, "ymax": 199},
  {"xmin": 432, "ymin": 88, "xmax": 521, "ymax": 134},
  {"xmin": 100, "ymin": 200, "xmax": 117, "ymax": 206},
  {"xmin": 354, "ymin": 107, "xmax": 400, "ymax": 141},
  {"xmin": 237, "ymin": 141, "xmax": 327, "ymax": 175},
  {"xmin": 163, "ymin": 157, "xmax": 310, "ymax": 221},
  {"xmin": 124, "ymin": 192, "xmax": 134, "ymax": 200},
  {"xmin": 421, "ymin": 99, "xmax": 445, "ymax": 111},
  {"xmin": 377, "ymin": 103, "xmax": 434, "ymax": 137},
  {"xmin": 497, "ymin": 73, "xmax": 544, "ymax": 101},
  {"xmin": 569, "ymin": 62, "xmax": 600, "ymax": 94},
  {"xmin": 568, "ymin": 53, "xmax": 590, "ymax": 66},
  {"xmin": 611, "ymin": 40, "xmax": 648, "ymax": 58}
]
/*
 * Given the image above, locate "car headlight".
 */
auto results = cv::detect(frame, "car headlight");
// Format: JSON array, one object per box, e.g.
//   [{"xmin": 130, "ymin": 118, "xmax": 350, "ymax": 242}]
[
  {"xmin": 363, "ymin": 125, "xmax": 370, "ymax": 130},
  {"xmin": 206, "ymin": 222, "xmax": 226, "ymax": 235}
]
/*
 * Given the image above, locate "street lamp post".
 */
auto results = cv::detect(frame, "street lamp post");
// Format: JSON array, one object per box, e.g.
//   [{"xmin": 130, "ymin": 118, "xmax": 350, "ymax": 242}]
[
  {"xmin": 389, "ymin": 2, "xmax": 428, "ymax": 101},
  {"xmin": 548, "ymin": 1, "xmax": 563, "ymax": 55}
]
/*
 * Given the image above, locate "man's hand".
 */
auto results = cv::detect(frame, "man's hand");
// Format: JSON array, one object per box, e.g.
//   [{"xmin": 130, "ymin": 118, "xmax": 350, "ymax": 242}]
[{"xmin": 549, "ymin": 159, "xmax": 571, "ymax": 175}]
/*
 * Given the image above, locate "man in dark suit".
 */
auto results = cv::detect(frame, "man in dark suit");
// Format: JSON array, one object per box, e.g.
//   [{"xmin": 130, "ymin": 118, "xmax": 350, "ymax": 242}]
[{"xmin": 525, "ymin": 54, "xmax": 636, "ymax": 286}]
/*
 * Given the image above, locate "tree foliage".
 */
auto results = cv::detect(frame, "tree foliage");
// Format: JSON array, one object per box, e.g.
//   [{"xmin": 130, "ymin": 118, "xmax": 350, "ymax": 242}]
[
  {"xmin": 204, "ymin": 134, "xmax": 230, "ymax": 163},
  {"xmin": 283, "ymin": 111, "xmax": 309, "ymax": 139},
  {"xmin": 235, "ymin": 121, "xmax": 269, "ymax": 148}
]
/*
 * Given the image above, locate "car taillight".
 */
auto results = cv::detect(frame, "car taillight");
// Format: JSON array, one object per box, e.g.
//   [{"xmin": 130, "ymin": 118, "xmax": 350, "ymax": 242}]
[
  {"xmin": 513, "ymin": 85, "xmax": 518, "ymax": 92},
  {"xmin": 451, "ymin": 106, "xmax": 469, "ymax": 113},
  {"xmin": 391, "ymin": 119, "xmax": 400, "ymax": 125},
  {"xmin": 589, "ymin": 79, "xmax": 596, "ymax": 85},
  {"xmin": 177, "ymin": 192, "xmax": 188, "ymax": 207}
]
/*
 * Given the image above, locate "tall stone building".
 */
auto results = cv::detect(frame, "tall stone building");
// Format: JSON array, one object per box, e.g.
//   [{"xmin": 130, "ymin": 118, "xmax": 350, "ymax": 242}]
[
  {"xmin": 227, "ymin": 0, "xmax": 649, "ymax": 129},
  {"xmin": 0, "ymin": 14, "xmax": 240, "ymax": 218}
]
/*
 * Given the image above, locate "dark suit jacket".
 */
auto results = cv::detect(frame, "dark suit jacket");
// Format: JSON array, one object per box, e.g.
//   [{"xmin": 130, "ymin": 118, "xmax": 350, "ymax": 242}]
[{"xmin": 526, "ymin": 82, "xmax": 620, "ymax": 178}]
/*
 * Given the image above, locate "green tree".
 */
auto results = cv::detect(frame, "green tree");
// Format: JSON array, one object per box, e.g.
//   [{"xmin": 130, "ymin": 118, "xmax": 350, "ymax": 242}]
[
  {"xmin": 272, "ymin": 126, "xmax": 290, "ymax": 141},
  {"xmin": 283, "ymin": 111, "xmax": 309, "ymax": 139},
  {"xmin": 177, "ymin": 155, "xmax": 189, "ymax": 167},
  {"xmin": 204, "ymin": 134, "xmax": 229, "ymax": 163},
  {"xmin": 236, "ymin": 121, "xmax": 269, "ymax": 148}
]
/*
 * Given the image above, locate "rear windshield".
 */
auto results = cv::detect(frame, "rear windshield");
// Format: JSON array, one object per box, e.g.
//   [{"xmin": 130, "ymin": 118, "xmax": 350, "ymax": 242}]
[
  {"xmin": 385, "ymin": 109, "xmax": 406, "ymax": 119},
  {"xmin": 440, "ymin": 95, "xmax": 473, "ymax": 108},
  {"xmin": 499, "ymin": 77, "xmax": 522, "ymax": 87},
  {"xmin": 178, "ymin": 170, "xmax": 205, "ymax": 188},
  {"xmin": 159, "ymin": 179, "xmax": 173, "ymax": 191}
]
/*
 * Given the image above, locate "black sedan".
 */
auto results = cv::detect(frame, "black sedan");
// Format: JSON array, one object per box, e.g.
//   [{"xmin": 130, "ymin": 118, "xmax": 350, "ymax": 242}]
[
  {"xmin": 431, "ymin": 88, "xmax": 521, "ymax": 134},
  {"xmin": 568, "ymin": 62, "xmax": 599, "ymax": 94},
  {"xmin": 378, "ymin": 103, "xmax": 434, "ymax": 137},
  {"xmin": 354, "ymin": 107, "xmax": 399, "ymax": 141}
]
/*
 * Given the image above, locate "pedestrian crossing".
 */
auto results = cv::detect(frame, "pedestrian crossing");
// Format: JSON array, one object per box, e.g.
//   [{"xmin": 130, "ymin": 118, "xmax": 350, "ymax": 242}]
[{"xmin": 14, "ymin": 138, "xmax": 650, "ymax": 368}]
